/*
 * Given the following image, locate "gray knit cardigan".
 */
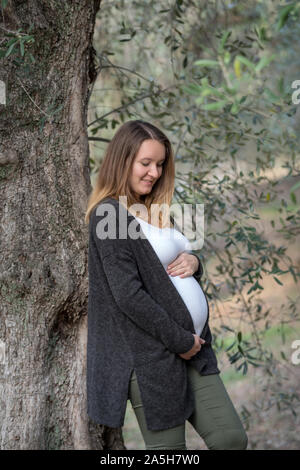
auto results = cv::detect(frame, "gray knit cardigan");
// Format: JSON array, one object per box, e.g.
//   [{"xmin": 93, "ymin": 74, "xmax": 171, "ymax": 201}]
[{"xmin": 87, "ymin": 196, "xmax": 220, "ymax": 431}]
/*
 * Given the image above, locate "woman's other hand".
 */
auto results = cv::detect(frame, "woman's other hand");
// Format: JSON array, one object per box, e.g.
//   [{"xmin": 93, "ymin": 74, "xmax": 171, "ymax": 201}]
[
  {"xmin": 166, "ymin": 252, "xmax": 199, "ymax": 279},
  {"xmin": 179, "ymin": 334, "xmax": 205, "ymax": 360}
]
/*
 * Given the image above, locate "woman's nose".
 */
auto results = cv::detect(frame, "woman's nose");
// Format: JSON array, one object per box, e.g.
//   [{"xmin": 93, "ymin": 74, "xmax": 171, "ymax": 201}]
[{"xmin": 147, "ymin": 166, "xmax": 159, "ymax": 178}]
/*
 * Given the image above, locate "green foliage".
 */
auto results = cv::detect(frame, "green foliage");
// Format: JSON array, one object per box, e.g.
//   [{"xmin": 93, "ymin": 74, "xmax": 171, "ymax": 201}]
[
  {"xmin": 275, "ymin": 1, "xmax": 300, "ymax": 31},
  {"xmin": 0, "ymin": 25, "xmax": 35, "ymax": 63},
  {"xmin": 1, "ymin": 0, "xmax": 8, "ymax": 9}
]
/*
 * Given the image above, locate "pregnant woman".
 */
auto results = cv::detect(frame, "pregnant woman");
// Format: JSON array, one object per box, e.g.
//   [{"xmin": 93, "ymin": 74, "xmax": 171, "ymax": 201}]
[{"xmin": 85, "ymin": 120, "xmax": 248, "ymax": 450}]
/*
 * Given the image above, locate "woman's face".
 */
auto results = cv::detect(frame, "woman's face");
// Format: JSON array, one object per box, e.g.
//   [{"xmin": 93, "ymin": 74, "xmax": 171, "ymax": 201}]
[{"xmin": 128, "ymin": 139, "xmax": 166, "ymax": 200}]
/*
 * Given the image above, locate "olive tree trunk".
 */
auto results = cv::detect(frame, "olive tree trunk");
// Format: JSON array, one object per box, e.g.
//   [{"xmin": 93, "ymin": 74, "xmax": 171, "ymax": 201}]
[{"xmin": 0, "ymin": 0, "xmax": 125, "ymax": 450}]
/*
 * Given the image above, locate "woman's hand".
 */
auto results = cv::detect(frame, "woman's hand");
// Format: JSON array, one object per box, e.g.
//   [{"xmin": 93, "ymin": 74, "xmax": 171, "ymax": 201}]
[
  {"xmin": 166, "ymin": 252, "xmax": 199, "ymax": 278},
  {"xmin": 179, "ymin": 334, "xmax": 205, "ymax": 360}
]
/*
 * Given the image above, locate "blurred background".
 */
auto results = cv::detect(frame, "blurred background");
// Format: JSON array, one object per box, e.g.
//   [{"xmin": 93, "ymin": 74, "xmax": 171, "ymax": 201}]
[{"xmin": 88, "ymin": 0, "xmax": 300, "ymax": 450}]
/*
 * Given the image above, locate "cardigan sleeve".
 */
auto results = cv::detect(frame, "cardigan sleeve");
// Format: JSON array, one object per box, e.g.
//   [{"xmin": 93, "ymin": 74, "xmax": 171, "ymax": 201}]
[
  {"xmin": 90, "ymin": 205, "xmax": 195, "ymax": 355},
  {"xmin": 187, "ymin": 251, "xmax": 203, "ymax": 282}
]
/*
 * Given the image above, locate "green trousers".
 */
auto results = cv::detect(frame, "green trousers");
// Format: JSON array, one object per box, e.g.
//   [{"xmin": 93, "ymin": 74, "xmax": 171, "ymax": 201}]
[{"xmin": 128, "ymin": 362, "xmax": 248, "ymax": 450}]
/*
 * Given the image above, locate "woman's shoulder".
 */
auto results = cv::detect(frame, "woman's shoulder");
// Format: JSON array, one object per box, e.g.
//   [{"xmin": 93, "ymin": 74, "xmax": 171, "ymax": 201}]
[
  {"xmin": 91, "ymin": 197, "xmax": 136, "ymax": 246},
  {"xmin": 91, "ymin": 197, "xmax": 121, "ymax": 220},
  {"xmin": 95, "ymin": 196, "xmax": 118, "ymax": 209},
  {"xmin": 95, "ymin": 196, "xmax": 132, "ymax": 215}
]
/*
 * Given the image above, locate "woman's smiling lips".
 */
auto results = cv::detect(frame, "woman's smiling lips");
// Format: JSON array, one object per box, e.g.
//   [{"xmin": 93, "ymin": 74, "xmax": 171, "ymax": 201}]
[{"xmin": 141, "ymin": 179, "xmax": 153, "ymax": 186}]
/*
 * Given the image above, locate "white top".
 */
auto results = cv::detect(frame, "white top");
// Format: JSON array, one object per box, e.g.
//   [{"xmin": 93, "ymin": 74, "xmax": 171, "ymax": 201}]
[{"xmin": 135, "ymin": 216, "xmax": 208, "ymax": 337}]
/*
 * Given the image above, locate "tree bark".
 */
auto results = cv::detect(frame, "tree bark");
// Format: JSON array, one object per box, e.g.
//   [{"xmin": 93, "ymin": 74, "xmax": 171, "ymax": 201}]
[{"xmin": 0, "ymin": 0, "xmax": 125, "ymax": 450}]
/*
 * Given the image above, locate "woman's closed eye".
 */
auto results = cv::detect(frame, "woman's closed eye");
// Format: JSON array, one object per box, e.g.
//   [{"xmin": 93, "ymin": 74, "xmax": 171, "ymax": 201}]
[{"xmin": 141, "ymin": 163, "xmax": 163, "ymax": 167}]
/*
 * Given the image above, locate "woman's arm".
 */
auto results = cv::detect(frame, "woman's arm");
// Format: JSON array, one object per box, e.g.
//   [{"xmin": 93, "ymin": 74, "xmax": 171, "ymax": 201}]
[
  {"xmin": 169, "ymin": 214, "xmax": 203, "ymax": 282},
  {"xmin": 187, "ymin": 251, "xmax": 203, "ymax": 282}
]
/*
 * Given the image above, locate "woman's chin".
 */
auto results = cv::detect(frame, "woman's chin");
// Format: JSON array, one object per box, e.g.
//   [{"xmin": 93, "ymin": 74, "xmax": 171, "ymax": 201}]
[{"xmin": 138, "ymin": 187, "xmax": 152, "ymax": 195}]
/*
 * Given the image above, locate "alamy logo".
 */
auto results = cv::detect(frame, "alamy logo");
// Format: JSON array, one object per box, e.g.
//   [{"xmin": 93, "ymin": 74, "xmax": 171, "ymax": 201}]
[
  {"xmin": 0, "ymin": 80, "xmax": 6, "ymax": 105},
  {"xmin": 291, "ymin": 340, "xmax": 300, "ymax": 365},
  {"xmin": 0, "ymin": 340, "xmax": 5, "ymax": 365},
  {"xmin": 95, "ymin": 196, "xmax": 205, "ymax": 250},
  {"xmin": 291, "ymin": 80, "xmax": 300, "ymax": 105}
]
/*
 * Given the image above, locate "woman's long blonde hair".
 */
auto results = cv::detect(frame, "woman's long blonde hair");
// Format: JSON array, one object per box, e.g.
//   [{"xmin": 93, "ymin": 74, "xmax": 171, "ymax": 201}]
[{"xmin": 84, "ymin": 120, "xmax": 175, "ymax": 228}]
